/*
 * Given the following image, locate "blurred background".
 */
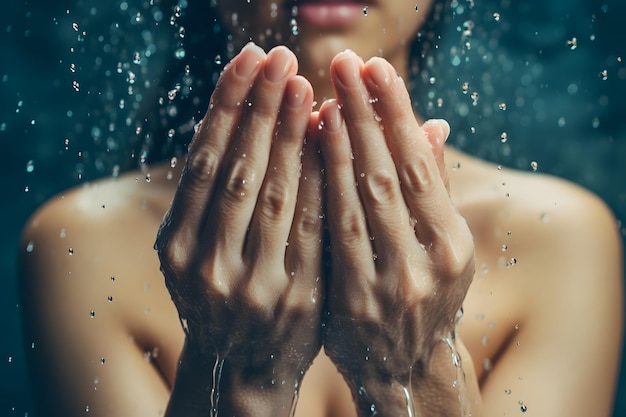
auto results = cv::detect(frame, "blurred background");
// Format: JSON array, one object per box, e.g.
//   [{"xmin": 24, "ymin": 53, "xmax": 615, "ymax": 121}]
[{"xmin": 1, "ymin": 0, "xmax": 625, "ymax": 415}]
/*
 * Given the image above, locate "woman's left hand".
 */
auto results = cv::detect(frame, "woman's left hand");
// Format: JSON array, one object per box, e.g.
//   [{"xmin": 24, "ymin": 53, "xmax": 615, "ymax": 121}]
[{"xmin": 318, "ymin": 50, "xmax": 478, "ymax": 416}]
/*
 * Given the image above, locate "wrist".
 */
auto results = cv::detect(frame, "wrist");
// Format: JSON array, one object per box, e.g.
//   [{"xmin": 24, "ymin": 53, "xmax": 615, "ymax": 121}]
[
  {"xmin": 166, "ymin": 340, "xmax": 303, "ymax": 417},
  {"xmin": 342, "ymin": 337, "xmax": 481, "ymax": 417}
]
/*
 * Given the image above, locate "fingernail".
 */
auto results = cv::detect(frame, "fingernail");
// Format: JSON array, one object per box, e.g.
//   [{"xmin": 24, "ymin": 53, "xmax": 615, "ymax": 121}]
[
  {"xmin": 322, "ymin": 100, "xmax": 343, "ymax": 132},
  {"xmin": 367, "ymin": 57, "xmax": 393, "ymax": 88},
  {"xmin": 235, "ymin": 42, "xmax": 264, "ymax": 78},
  {"xmin": 424, "ymin": 119, "xmax": 450, "ymax": 143},
  {"xmin": 333, "ymin": 50, "xmax": 360, "ymax": 87},
  {"xmin": 265, "ymin": 47, "xmax": 293, "ymax": 82},
  {"xmin": 286, "ymin": 76, "xmax": 308, "ymax": 108}
]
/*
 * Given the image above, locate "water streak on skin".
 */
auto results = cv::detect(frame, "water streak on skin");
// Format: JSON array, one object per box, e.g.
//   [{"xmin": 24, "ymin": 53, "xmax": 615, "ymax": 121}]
[
  {"xmin": 442, "ymin": 335, "xmax": 472, "ymax": 416},
  {"xmin": 288, "ymin": 381, "xmax": 300, "ymax": 417},
  {"xmin": 210, "ymin": 356, "xmax": 225, "ymax": 417},
  {"xmin": 402, "ymin": 383, "xmax": 417, "ymax": 417}
]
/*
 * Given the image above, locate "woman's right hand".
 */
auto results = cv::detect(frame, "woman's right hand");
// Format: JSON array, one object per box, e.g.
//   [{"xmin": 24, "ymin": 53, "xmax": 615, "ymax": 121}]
[{"xmin": 154, "ymin": 43, "xmax": 324, "ymax": 416}]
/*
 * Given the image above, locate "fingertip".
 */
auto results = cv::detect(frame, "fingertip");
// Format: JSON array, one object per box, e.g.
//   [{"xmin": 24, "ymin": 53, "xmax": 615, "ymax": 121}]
[
  {"xmin": 285, "ymin": 75, "xmax": 312, "ymax": 109},
  {"xmin": 234, "ymin": 42, "xmax": 266, "ymax": 78},
  {"xmin": 319, "ymin": 99, "xmax": 343, "ymax": 133},
  {"xmin": 423, "ymin": 119, "xmax": 450, "ymax": 145}
]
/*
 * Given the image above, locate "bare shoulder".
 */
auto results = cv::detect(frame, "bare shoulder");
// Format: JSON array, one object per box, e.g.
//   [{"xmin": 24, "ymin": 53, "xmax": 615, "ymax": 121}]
[
  {"xmin": 447, "ymin": 146, "xmax": 622, "ymax": 262},
  {"xmin": 448, "ymin": 147, "xmax": 623, "ymax": 416},
  {"xmin": 19, "ymin": 162, "xmax": 183, "ymax": 415}
]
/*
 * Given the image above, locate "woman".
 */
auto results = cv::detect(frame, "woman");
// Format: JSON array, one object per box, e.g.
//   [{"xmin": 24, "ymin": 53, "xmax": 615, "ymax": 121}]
[{"xmin": 19, "ymin": 0, "xmax": 623, "ymax": 416}]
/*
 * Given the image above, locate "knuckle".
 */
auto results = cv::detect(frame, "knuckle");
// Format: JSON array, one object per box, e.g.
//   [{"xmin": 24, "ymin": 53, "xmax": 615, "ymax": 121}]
[
  {"xmin": 436, "ymin": 221, "xmax": 475, "ymax": 281},
  {"xmin": 335, "ymin": 209, "xmax": 368, "ymax": 240},
  {"xmin": 362, "ymin": 169, "xmax": 399, "ymax": 207},
  {"xmin": 157, "ymin": 233, "xmax": 191, "ymax": 276},
  {"xmin": 186, "ymin": 147, "xmax": 220, "ymax": 187},
  {"xmin": 293, "ymin": 207, "xmax": 323, "ymax": 241},
  {"xmin": 399, "ymin": 155, "xmax": 437, "ymax": 195},
  {"xmin": 258, "ymin": 180, "xmax": 291, "ymax": 220},
  {"xmin": 222, "ymin": 158, "xmax": 258, "ymax": 202}
]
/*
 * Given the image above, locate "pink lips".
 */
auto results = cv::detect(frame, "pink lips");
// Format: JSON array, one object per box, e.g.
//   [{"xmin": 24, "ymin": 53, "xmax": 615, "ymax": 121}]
[{"xmin": 294, "ymin": 2, "xmax": 369, "ymax": 27}]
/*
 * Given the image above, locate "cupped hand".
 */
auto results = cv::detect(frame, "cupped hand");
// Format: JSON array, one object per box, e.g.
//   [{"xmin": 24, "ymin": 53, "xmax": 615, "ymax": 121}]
[
  {"xmin": 154, "ymin": 43, "xmax": 324, "ymax": 410},
  {"xmin": 318, "ymin": 50, "xmax": 475, "ymax": 411}
]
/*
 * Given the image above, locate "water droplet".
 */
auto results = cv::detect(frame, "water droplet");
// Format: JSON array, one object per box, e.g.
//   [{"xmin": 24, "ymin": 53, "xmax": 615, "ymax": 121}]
[
  {"xmin": 500, "ymin": 132, "xmax": 508, "ymax": 143},
  {"xmin": 107, "ymin": 296, "xmax": 113, "ymax": 302},
  {"xmin": 501, "ymin": 244, "xmax": 508, "ymax": 252},
  {"xmin": 599, "ymin": 69, "xmax": 608, "ymax": 80},
  {"xmin": 26, "ymin": 241, "xmax": 34, "ymax": 253},
  {"xmin": 290, "ymin": 18, "xmax": 299, "ymax": 36},
  {"xmin": 25, "ymin": 160, "xmax": 35, "ymax": 173},
  {"xmin": 214, "ymin": 54, "xmax": 222, "ymax": 65},
  {"xmin": 89, "ymin": 310, "xmax": 95, "ymax": 318},
  {"xmin": 498, "ymin": 102, "xmax": 507, "ymax": 110},
  {"xmin": 493, "ymin": 12, "xmax": 501, "ymax": 21},
  {"xmin": 72, "ymin": 22, "xmax": 79, "ymax": 31},
  {"xmin": 530, "ymin": 161, "xmax": 538, "ymax": 171},
  {"xmin": 100, "ymin": 357, "xmax": 105, "ymax": 364},
  {"xmin": 504, "ymin": 389, "xmax": 511, "ymax": 395},
  {"xmin": 519, "ymin": 401, "xmax": 528, "ymax": 412},
  {"xmin": 110, "ymin": 276, "xmax": 116, "ymax": 282},
  {"xmin": 68, "ymin": 247, "xmax": 74, "ymax": 256},
  {"xmin": 363, "ymin": 6, "xmax": 368, "ymax": 15},
  {"xmin": 414, "ymin": 4, "xmax": 419, "ymax": 12},
  {"xmin": 566, "ymin": 37, "xmax": 578, "ymax": 50}
]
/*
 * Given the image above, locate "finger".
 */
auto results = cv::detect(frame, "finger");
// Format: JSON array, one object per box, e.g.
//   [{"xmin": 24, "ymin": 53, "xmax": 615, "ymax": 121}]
[
  {"xmin": 156, "ymin": 43, "xmax": 266, "ymax": 255},
  {"xmin": 245, "ymin": 75, "xmax": 314, "ymax": 265},
  {"xmin": 362, "ymin": 58, "xmax": 469, "ymax": 265},
  {"xmin": 318, "ymin": 99, "xmax": 374, "ymax": 281},
  {"xmin": 206, "ymin": 46, "xmax": 299, "ymax": 254},
  {"xmin": 286, "ymin": 111, "xmax": 324, "ymax": 300},
  {"xmin": 329, "ymin": 51, "xmax": 416, "ymax": 258},
  {"xmin": 422, "ymin": 119, "xmax": 451, "ymax": 193}
]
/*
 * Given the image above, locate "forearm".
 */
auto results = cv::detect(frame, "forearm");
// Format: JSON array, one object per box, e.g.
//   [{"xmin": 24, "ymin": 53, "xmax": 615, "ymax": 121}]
[
  {"xmin": 347, "ymin": 338, "xmax": 482, "ymax": 417},
  {"xmin": 165, "ymin": 343, "xmax": 301, "ymax": 417}
]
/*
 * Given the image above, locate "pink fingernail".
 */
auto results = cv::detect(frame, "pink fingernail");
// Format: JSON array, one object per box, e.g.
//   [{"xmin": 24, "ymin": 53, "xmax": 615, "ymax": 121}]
[
  {"xmin": 367, "ymin": 58, "xmax": 393, "ymax": 88},
  {"xmin": 333, "ymin": 51, "xmax": 360, "ymax": 87},
  {"xmin": 235, "ymin": 43, "xmax": 264, "ymax": 78},
  {"xmin": 322, "ymin": 100, "xmax": 343, "ymax": 132},
  {"xmin": 286, "ymin": 77, "xmax": 308, "ymax": 108}
]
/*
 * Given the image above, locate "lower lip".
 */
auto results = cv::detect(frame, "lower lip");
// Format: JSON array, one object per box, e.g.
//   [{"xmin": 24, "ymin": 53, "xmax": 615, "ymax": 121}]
[{"xmin": 296, "ymin": 3, "xmax": 367, "ymax": 27}]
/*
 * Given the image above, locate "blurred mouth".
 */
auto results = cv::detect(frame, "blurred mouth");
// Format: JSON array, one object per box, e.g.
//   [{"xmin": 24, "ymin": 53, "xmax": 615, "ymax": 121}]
[{"xmin": 287, "ymin": 0, "xmax": 372, "ymax": 27}]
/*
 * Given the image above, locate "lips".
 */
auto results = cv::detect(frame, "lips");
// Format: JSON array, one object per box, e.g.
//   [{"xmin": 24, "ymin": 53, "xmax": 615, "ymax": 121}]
[{"xmin": 287, "ymin": 0, "xmax": 372, "ymax": 27}]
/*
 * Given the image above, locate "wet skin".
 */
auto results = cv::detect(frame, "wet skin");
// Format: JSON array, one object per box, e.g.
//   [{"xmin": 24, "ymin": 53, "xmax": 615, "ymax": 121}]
[
  {"xmin": 20, "ymin": 43, "xmax": 623, "ymax": 417},
  {"xmin": 19, "ymin": 1, "xmax": 624, "ymax": 416}
]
